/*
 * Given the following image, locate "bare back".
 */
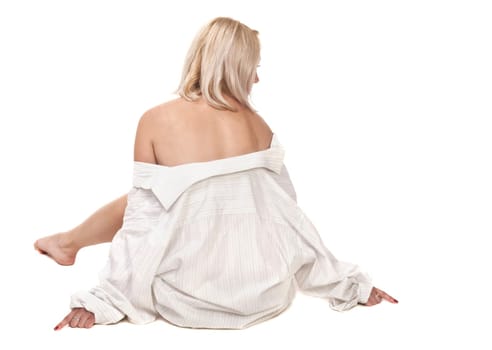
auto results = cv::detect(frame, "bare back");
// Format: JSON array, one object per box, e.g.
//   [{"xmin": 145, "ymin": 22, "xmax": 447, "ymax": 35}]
[{"xmin": 141, "ymin": 97, "xmax": 274, "ymax": 167}]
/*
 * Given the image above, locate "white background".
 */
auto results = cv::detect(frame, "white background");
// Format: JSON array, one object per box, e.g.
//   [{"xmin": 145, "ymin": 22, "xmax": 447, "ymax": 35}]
[{"xmin": 1, "ymin": 0, "xmax": 491, "ymax": 348}]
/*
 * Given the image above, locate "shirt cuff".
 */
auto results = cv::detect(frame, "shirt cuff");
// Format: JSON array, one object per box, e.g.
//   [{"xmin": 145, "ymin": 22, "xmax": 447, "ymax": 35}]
[
  {"xmin": 358, "ymin": 282, "xmax": 373, "ymax": 305},
  {"xmin": 70, "ymin": 290, "xmax": 125, "ymax": 325}
]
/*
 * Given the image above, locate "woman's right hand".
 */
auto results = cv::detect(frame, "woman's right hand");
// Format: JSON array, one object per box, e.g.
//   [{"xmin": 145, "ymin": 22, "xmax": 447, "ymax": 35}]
[
  {"xmin": 54, "ymin": 307, "xmax": 95, "ymax": 330},
  {"xmin": 362, "ymin": 287, "xmax": 398, "ymax": 306}
]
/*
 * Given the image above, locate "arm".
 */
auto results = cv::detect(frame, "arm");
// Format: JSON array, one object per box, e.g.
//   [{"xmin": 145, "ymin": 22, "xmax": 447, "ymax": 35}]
[
  {"xmin": 134, "ymin": 110, "xmax": 157, "ymax": 163},
  {"xmin": 67, "ymin": 184, "xmax": 166, "ymax": 326},
  {"xmin": 293, "ymin": 211, "xmax": 396, "ymax": 310},
  {"xmin": 56, "ymin": 111, "xmax": 160, "ymax": 329}
]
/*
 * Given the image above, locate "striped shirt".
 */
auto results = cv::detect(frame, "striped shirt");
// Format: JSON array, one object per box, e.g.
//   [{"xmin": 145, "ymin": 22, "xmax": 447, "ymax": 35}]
[{"xmin": 70, "ymin": 133, "xmax": 373, "ymax": 329}]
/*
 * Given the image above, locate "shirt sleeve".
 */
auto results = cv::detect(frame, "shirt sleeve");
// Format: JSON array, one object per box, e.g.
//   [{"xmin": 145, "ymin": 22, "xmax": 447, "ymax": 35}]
[
  {"xmin": 69, "ymin": 187, "xmax": 161, "ymax": 325},
  {"xmin": 279, "ymin": 163, "xmax": 298, "ymax": 203},
  {"xmin": 293, "ymin": 211, "xmax": 373, "ymax": 311},
  {"xmin": 70, "ymin": 283, "xmax": 127, "ymax": 325}
]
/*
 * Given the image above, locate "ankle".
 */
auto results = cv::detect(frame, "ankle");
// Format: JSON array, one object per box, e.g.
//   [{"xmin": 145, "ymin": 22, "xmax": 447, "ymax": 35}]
[{"xmin": 59, "ymin": 231, "xmax": 80, "ymax": 252}]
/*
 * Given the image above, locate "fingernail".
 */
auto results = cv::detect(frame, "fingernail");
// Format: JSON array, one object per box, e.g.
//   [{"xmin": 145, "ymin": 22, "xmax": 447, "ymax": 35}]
[
  {"xmin": 394, "ymin": 299, "xmax": 399, "ymax": 303},
  {"xmin": 54, "ymin": 325, "xmax": 59, "ymax": 330}
]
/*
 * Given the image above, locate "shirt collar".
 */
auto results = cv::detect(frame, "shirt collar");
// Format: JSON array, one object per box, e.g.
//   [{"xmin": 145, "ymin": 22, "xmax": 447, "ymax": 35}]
[{"xmin": 133, "ymin": 133, "xmax": 285, "ymax": 211}]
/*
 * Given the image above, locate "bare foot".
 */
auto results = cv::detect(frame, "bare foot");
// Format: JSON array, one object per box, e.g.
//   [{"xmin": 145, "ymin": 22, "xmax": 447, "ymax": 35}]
[{"xmin": 34, "ymin": 232, "xmax": 78, "ymax": 266}]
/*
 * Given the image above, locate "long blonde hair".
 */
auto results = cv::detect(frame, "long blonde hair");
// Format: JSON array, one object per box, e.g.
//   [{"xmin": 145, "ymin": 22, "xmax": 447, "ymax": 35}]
[{"xmin": 176, "ymin": 17, "xmax": 260, "ymax": 112}]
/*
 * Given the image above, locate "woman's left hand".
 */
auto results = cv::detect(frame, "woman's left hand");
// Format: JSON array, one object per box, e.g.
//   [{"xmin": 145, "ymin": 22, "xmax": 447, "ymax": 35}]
[
  {"xmin": 362, "ymin": 287, "xmax": 398, "ymax": 306},
  {"xmin": 54, "ymin": 307, "xmax": 95, "ymax": 330}
]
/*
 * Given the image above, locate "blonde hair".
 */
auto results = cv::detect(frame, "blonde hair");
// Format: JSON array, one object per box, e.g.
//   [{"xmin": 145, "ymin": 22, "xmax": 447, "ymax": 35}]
[{"xmin": 176, "ymin": 17, "xmax": 260, "ymax": 112}]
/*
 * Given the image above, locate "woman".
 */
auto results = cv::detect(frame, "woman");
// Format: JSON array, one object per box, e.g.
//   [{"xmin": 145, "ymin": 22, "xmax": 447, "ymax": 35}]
[{"xmin": 35, "ymin": 17, "xmax": 397, "ymax": 331}]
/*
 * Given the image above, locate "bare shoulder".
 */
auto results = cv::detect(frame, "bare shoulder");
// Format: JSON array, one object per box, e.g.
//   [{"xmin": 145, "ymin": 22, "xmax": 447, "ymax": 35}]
[
  {"xmin": 134, "ymin": 98, "xmax": 182, "ymax": 159},
  {"xmin": 250, "ymin": 111, "xmax": 274, "ymax": 144},
  {"xmin": 254, "ymin": 111, "xmax": 272, "ymax": 132},
  {"xmin": 136, "ymin": 98, "xmax": 187, "ymax": 139},
  {"xmin": 141, "ymin": 97, "xmax": 182, "ymax": 120}
]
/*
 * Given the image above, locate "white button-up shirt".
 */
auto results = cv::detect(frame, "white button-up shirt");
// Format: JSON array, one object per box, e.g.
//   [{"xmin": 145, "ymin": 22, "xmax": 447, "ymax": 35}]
[{"xmin": 70, "ymin": 133, "xmax": 373, "ymax": 329}]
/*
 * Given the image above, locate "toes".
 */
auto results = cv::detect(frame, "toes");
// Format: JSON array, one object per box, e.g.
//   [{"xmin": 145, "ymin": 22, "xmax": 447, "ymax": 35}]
[
  {"xmin": 33, "ymin": 241, "xmax": 42, "ymax": 253},
  {"xmin": 34, "ymin": 240, "xmax": 48, "ymax": 255}
]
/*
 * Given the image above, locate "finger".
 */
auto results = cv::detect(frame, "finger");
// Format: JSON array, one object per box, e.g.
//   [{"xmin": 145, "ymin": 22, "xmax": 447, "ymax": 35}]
[
  {"xmin": 55, "ymin": 310, "xmax": 77, "ymax": 331},
  {"xmin": 379, "ymin": 290, "xmax": 398, "ymax": 303},
  {"xmin": 363, "ymin": 296, "xmax": 377, "ymax": 307},
  {"xmin": 83, "ymin": 313, "xmax": 95, "ymax": 328},
  {"xmin": 373, "ymin": 289, "xmax": 384, "ymax": 304},
  {"xmin": 367, "ymin": 288, "xmax": 378, "ymax": 304},
  {"xmin": 34, "ymin": 241, "xmax": 45, "ymax": 254},
  {"xmin": 54, "ymin": 319, "xmax": 68, "ymax": 331},
  {"xmin": 71, "ymin": 310, "xmax": 86, "ymax": 328},
  {"xmin": 371, "ymin": 297, "xmax": 381, "ymax": 306},
  {"xmin": 69, "ymin": 309, "xmax": 85, "ymax": 328},
  {"xmin": 77, "ymin": 311, "xmax": 92, "ymax": 329},
  {"xmin": 365, "ymin": 290, "xmax": 380, "ymax": 306}
]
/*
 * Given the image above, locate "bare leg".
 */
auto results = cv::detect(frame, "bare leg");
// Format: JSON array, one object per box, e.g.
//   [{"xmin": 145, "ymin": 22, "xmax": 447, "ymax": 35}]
[{"xmin": 34, "ymin": 194, "xmax": 128, "ymax": 266}]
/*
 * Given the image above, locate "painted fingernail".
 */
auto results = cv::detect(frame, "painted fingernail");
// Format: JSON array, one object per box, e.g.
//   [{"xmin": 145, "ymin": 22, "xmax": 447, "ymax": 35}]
[{"xmin": 54, "ymin": 326, "xmax": 59, "ymax": 331}]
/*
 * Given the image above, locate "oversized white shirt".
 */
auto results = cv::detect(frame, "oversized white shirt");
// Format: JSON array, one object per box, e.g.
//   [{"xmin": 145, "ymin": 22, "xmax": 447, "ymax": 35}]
[{"xmin": 70, "ymin": 133, "xmax": 373, "ymax": 329}]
